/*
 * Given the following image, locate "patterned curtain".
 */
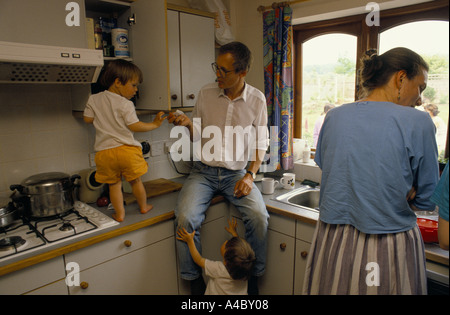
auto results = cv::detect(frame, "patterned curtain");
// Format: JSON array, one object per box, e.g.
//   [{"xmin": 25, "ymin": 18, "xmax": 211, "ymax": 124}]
[{"xmin": 263, "ymin": 6, "xmax": 294, "ymax": 170}]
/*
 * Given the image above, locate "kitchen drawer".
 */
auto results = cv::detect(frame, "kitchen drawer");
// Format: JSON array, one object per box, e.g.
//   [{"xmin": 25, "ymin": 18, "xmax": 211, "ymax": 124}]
[
  {"xmin": 268, "ymin": 213, "xmax": 296, "ymax": 237},
  {"xmin": 296, "ymin": 220, "xmax": 317, "ymax": 242},
  {"xmin": 230, "ymin": 205, "xmax": 295, "ymax": 237},
  {"xmin": 0, "ymin": 256, "xmax": 66, "ymax": 295},
  {"xmin": 65, "ymin": 220, "xmax": 174, "ymax": 271},
  {"xmin": 69, "ymin": 237, "xmax": 178, "ymax": 295}
]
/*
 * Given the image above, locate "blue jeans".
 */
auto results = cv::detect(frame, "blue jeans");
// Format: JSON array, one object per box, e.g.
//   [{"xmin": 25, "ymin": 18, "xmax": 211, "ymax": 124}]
[{"xmin": 175, "ymin": 162, "xmax": 269, "ymax": 280}]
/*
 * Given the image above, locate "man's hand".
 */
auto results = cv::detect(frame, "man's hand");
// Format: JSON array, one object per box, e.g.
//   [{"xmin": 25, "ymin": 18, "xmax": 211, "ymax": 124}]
[{"xmin": 233, "ymin": 173, "xmax": 254, "ymax": 198}]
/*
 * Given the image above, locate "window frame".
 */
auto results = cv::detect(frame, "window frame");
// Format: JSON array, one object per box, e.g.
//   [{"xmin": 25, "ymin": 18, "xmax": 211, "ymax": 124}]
[{"xmin": 293, "ymin": 0, "xmax": 449, "ymax": 159}]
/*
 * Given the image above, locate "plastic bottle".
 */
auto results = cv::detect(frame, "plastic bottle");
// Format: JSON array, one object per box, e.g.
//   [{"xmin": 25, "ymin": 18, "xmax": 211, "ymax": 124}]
[{"xmin": 302, "ymin": 141, "xmax": 311, "ymax": 163}]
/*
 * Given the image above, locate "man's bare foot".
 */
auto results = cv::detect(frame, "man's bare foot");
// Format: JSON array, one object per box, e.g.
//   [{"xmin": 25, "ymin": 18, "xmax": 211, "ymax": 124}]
[
  {"xmin": 140, "ymin": 204, "xmax": 153, "ymax": 214},
  {"xmin": 112, "ymin": 212, "xmax": 125, "ymax": 222}
]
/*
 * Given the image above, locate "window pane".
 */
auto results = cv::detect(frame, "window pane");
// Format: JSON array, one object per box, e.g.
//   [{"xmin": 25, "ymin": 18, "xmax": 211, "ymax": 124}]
[
  {"xmin": 380, "ymin": 21, "xmax": 449, "ymax": 159},
  {"xmin": 302, "ymin": 34, "xmax": 357, "ymax": 148}
]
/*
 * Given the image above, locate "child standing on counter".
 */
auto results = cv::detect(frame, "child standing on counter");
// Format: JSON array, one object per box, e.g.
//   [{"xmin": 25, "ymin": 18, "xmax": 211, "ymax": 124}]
[
  {"xmin": 177, "ymin": 218, "xmax": 256, "ymax": 295},
  {"xmin": 83, "ymin": 59, "xmax": 167, "ymax": 222}
]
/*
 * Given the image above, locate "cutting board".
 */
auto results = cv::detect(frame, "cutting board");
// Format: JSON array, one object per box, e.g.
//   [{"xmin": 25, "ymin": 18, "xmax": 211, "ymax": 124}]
[{"xmin": 123, "ymin": 178, "xmax": 183, "ymax": 205}]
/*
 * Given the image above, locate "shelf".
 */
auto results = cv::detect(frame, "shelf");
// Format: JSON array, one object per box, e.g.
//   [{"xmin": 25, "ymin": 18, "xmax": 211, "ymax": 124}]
[{"xmin": 85, "ymin": 0, "xmax": 131, "ymax": 14}]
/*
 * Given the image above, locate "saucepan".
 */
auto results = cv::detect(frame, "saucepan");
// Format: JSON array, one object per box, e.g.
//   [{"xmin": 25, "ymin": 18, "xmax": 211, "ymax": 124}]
[
  {"xmin": 10, "ymin": 172, "xmax": 80, "ymax": 218},
  {"xmin": 0, "ymin": 201, "xmax": 18, "ymax": 228}
]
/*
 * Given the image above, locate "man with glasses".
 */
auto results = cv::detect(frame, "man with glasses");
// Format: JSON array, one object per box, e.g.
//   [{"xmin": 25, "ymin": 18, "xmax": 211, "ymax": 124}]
[{"xmin": 169, "ymin": 42, "xmax": 269, "ymax": 295}]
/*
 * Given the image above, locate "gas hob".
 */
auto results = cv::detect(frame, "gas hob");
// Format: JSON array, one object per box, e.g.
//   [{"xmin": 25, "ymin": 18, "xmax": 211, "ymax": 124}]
[{"xmin": 0, "ymin": 201, "xmax": 118, "ymax": 262}]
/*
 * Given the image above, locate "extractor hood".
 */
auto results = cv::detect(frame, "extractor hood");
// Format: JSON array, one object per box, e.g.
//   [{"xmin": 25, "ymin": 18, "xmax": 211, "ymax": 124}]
[{"xmin": 0, "ymin": 41, "xmax": 104, "ymax": 84}]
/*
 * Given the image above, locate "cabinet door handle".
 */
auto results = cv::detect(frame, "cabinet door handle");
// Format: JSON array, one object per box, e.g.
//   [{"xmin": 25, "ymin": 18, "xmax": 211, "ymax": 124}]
[
  {"xmin": 80, "ymin": 282, "xmax": 89, "ymax": 290},
  {"xmin": 171, "ymin": 94, "xmax": 178, "ymax": 100},
  {"xmin": 280, "ymin": 243, "xmax": 287, "ymax": 250},
  {"xmin": 124, "ymin": 240, "xmax": 132, "ymax": 247},
  {"xmin": 188, "ymin": 94, "xmax": 195, "ymax": 100},
  {"xmin": 301, "ymin": 251, "xmax": 308, "ymax": 258}
]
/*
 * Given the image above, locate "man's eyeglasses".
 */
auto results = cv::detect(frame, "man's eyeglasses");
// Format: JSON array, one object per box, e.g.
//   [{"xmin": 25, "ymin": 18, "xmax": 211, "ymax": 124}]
[{"xmin": 211, "ymin": 62, "xmax": 234, "ymax": 77}]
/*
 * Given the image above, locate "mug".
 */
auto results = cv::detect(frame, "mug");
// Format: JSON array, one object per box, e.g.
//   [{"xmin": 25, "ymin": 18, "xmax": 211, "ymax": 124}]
[
  {"xmin": 261, "ymin": 177, "xmax": 279, "ymax": 195},
  {"xmin": 280, "ymin": 173, "xmax": 296, "ymax": 190}
]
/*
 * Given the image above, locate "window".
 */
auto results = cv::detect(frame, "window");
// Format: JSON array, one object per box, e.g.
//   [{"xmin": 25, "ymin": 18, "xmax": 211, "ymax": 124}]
[
  {"xmin": 380, "ymin": 21, "xmax": 449, "ymax": 159},
  {"xmin": 302, "ymin": 34, "xmax": 357, "ymax": 147},
  {"xmin": 293, "ymin": 0, "xmax": 449, "ymax": 157}
]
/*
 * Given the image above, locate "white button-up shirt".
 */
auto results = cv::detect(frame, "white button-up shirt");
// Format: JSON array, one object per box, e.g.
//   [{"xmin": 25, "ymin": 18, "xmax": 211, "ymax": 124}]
[{"xmin": 191, "ymin": 83, "xmax": 269, "ymax": 170}]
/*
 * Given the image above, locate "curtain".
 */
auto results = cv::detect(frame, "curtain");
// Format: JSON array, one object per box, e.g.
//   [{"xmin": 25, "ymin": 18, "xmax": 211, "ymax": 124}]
[{"xmin": 263, "ymin": 6, "xmax": 294, "ymax": 171}]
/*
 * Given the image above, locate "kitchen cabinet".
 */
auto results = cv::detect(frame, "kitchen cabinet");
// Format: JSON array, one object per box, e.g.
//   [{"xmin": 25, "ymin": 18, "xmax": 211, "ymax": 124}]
[
  {"xmin": 258, "ymin": 214, "xmax": 296, "ymax": 295},
  {"xmin": 0, "ymin": 0, "xmax": 87, "ymax": 48},
  {"xmin": 177, "ymin": 200, "xmax": 229, "ymax": 295},
  {"xmin": 72, "ymin": 1, "xmax": 215, "ymax": 111},
  {"xmin": 229, "ymin": 206, "xmax": 296, "ymax": 294},
  {"xmin": 69, "ymin": 237, "xmax": 177, "ymax": 295},
  {"xmin": 294, "ymin": 220, "xmax": 316, "ymax": 294},
  {"xmin": 230, "ymin": 205, "xmax": 317, "ymax": 295},
  {"xmin": 0, "ymin": 256, "xmax": 67, "ymax": 295},
  {"xmin": 167, "ymin": 8, "xmax": 216, "ymax": 108},
  {"xmin": 66, "ymin": 220, "xmax": 178, "ymax": 295}
]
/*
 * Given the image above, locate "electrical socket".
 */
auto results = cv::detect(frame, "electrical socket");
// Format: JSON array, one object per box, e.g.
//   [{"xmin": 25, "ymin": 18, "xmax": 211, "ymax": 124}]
[{"xmin": 150, "ymin": 141, "xmax": 164, "ymax": 157}]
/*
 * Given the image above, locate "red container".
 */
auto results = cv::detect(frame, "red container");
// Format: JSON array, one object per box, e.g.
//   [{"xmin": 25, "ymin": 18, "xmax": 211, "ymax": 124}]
[{"xmin": 417, "ymin": 218, "xmax": 439, "ymax": 243}]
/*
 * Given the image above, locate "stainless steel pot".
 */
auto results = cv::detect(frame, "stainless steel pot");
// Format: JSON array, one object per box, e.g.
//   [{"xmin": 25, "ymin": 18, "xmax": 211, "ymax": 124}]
[
  {"xmin": 0, "ymin": 201, "xmax": 17, "ymax": 228},
  {"xmin": 10, "ymin": 172, "xmax": 80, "ymax": 218}
]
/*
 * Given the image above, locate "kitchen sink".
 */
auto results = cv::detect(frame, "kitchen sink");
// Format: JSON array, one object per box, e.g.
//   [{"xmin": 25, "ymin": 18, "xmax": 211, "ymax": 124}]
[{"xmin": 274, "ymin": 187, "xmax": 320, "ymax": 212}]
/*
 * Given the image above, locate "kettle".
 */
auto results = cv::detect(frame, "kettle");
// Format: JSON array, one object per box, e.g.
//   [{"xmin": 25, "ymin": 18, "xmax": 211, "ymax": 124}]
[{"xmin": 78, "ymin": 169, "xmax": 105, "ymax": 203}]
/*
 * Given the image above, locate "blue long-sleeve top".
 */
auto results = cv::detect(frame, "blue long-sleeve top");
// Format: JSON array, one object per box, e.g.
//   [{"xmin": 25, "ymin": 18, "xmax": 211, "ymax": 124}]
[{"xmin": 315, "ymin": 101, "xmax": 439, "ymax": 234}]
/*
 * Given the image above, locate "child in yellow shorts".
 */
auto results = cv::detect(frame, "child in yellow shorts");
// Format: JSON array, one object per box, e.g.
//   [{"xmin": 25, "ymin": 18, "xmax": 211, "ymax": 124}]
[{"xmin": 83, "ymin": 59, "xmax": 167, "ymax": 222}]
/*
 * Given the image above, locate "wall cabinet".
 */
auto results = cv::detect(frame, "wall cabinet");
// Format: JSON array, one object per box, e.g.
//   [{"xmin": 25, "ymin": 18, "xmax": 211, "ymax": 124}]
[
  {"xmin": 167, "ymin": 9, "xmax": 216, "ymax": 108},
  {"xmin": 72, "ymin": 1, "xmax": 216, "ymax": 111}
]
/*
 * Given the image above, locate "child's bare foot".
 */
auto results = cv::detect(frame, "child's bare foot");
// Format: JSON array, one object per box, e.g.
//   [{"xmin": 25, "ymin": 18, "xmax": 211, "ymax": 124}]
[
  {"xmin": 112, "ymin": 212, "xmax": 125, "ymax": 222},
  {"xmin": 140, "ymin": 204, "xmax": 153, "ymax": 214}
]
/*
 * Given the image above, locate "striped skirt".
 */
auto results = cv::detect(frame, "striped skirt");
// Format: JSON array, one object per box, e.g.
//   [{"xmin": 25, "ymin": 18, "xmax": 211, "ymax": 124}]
[{"xmin": 302, "ymin": 220, "xmax": 427, "ymax": 295}]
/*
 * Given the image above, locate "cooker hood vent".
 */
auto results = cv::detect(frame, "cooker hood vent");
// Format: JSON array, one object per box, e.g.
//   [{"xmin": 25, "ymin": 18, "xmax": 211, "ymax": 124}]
[{"xmin": 0, "ymin": 41, "xmax": 104, "ymax": 84}]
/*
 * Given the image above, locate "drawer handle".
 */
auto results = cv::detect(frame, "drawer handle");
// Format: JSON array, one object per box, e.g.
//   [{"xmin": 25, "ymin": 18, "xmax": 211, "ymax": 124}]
[
  {"xmin": 80, "ymin": 282, "xmax": 89, "ymax": 290},
  {"xmin": 301, "ymin": 251, "xmax": 308, "ymax": 258},
  {"xmin": 124, "ymin": 240, "xmax": 132, "ymax": 247},
  {"xmin": 280, "ymin": 243, "xmax": 287, "ymax": 250}
]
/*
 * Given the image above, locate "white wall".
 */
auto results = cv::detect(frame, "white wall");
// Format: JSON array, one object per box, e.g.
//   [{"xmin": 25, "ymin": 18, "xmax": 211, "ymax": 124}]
[{"xmin": 0, "ymin": 84, "xmax": 180, "ymax": 200}]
